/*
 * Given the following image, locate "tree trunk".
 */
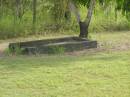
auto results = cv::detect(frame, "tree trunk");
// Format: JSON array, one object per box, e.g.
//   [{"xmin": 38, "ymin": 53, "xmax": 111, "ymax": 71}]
[
  {"xmin": 69, "ymin": 1, "xmax": 81, "ymax": 23},
  {"xmin": 115, "ymin": 8, "xmax": 118, "ymax": 21},
  {"xmin": 79, "ymin": 21, "xmax": 88, "ymax": 38},
  {"xmin": 65, "ymin": 10, "xmax": 71, "ymax": 22},
  {"xmin": 0, "ymin": 0, "xmax": 3, "ymax": 18},
  {"xmin": 79, "ymin": 0, "xmax": 96, "ymax": 38},
  {"xmin": 16, "ymin": 0, "xmax": 21, "ymax": 19},
  {"xmin": 32, "ymin": 0, "xmax": 37, "ymax": 32},
  {"xmin": 65, "ymin": 1, "xmax": 71, "ymax": 22}
]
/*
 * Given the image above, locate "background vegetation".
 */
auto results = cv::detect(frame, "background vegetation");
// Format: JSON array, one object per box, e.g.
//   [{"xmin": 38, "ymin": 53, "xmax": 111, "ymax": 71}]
[{"xmin": 0, "ymin": 0, "xmax": 130, "ymax": 39}]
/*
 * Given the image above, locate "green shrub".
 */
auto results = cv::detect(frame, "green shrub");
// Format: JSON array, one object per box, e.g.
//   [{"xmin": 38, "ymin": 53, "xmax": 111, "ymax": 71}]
[
  {"xmin": 47, "ymin": 46, "xmax": 65, "ymax": 54},
  {"xmin": 8, "ymin": 45, "xmax": 25, "ymax": 55}
]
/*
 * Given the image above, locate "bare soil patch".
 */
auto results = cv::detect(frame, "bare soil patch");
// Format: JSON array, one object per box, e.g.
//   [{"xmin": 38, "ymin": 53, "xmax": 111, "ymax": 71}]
[{"xmin": 0, "ymin": 43, "xmax": 9, "ymax": 57}]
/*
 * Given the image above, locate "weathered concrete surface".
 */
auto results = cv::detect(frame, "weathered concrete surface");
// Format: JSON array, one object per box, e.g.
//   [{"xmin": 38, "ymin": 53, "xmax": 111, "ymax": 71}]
[{"xmin": 9, "ymin": 37, "xmax": 97, "ymax": 54}]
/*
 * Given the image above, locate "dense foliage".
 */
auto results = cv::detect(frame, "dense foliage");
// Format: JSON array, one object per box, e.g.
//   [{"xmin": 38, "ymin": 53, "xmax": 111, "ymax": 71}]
[{"xmin": 0, "ymin": 0, "xmax": 130, "ymax": 39}]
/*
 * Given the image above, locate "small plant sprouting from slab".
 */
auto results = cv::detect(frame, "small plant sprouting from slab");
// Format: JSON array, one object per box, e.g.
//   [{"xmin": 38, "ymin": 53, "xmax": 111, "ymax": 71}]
[
  {"xmin": 8, "ymin": 44, "xmax": 25, "ymax": 55},
  {"xmin": 47, "ymin": 46, "xmax": 66, "ymax": 54}
]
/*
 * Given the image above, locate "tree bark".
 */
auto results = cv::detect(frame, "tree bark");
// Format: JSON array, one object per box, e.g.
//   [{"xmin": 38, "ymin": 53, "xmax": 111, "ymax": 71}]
[
  {"xmin": 115, "ymin": 8, "xmax": 118, "ymax": 21},
  {"xmin": 79, "ymin": 21, "xmax": 88, "ymax": 38},
  {"xmin": 65, "ymin": 10, "xmax": 71, "ymax": 22},
  {"xmin": 32, "ymin": 0, "xmax": 37, "ymax": 32},
  {"xmin": 65, "ymin": 1, "xmax": 71, "ymax": 21},
  {"xmin": 16, "ymin": 0, "xmax": 21, "ymax": 19},
  {"xmin": 79, "ymin": 0, "xmax": 96, "ymax": 38},
  {"xmin": 0, "ymin": 0, "xmax": 3, "ymax": 18},
  {"xmin": 69, "ymin": 1, "xmax": 81, "ymax": 23}
]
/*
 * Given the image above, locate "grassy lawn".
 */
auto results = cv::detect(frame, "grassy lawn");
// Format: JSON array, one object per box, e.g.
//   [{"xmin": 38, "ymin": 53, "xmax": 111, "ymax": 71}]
[
  {"xmin": 0, "ymin": 51, "xmax": 130, "ymax": 97},
  {"xmin": 0, "ymin": 31, "xmax": 130, "ymax": 97}
]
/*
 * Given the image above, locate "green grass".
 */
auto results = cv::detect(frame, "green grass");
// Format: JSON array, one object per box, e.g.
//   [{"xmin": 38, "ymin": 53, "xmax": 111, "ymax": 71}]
[
  {"xmin": 0, "ymin": 50, "xmax": 130, "ymax": 97},
  {"xmin": 0, "ymin": 31, "xmax": 130, "ymax": 97}
]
